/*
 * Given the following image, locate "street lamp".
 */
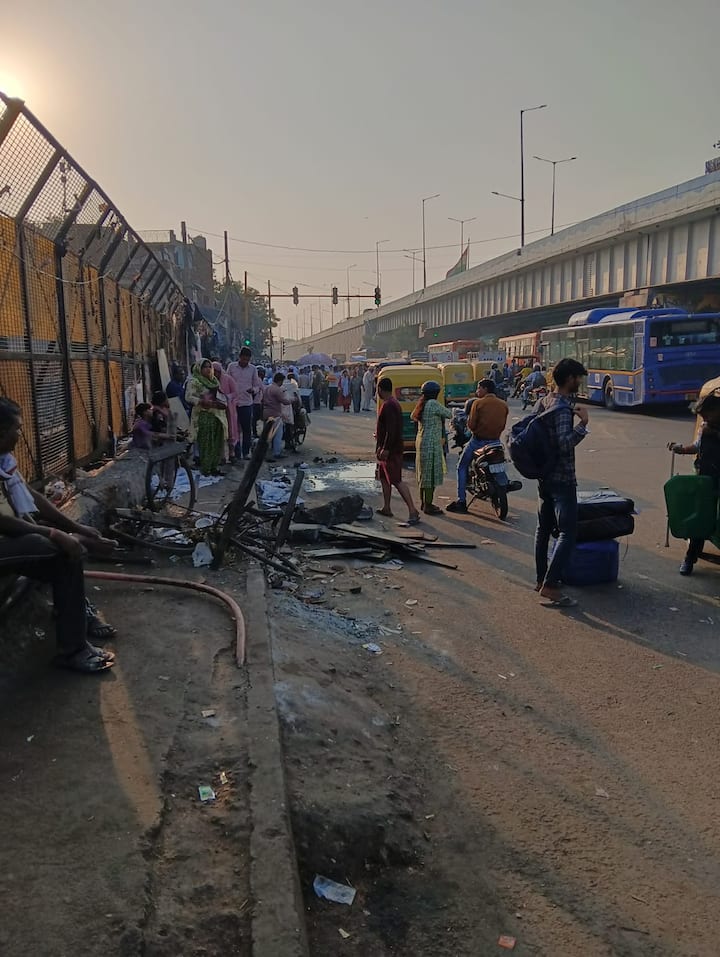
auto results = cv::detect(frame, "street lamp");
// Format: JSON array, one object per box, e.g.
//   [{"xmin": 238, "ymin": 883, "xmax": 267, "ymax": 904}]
[
  {"xmin": 403, "ymin": 249, "xmax": 421, "ymax": 292},
  {"xmin": 375, "ymin": 239, "xmax": 390, "ymax": 290},
  {"xmin": 448, "ymin": 216, "xmax": 476, "ymax": 255},
  {"xmin": 520, "ymin": 104, "xmax": 547, "ymax": 246},
  {"xmin": 533, "ymin": 155, "xmax": 577, "ymax": 235},
  {"xmin": 421, "ymin": 193, "xmax": 440, "ymax": 288},
  {"xmin": 345, "ymin": 263, "xmax": 356, "ymax": 319}
]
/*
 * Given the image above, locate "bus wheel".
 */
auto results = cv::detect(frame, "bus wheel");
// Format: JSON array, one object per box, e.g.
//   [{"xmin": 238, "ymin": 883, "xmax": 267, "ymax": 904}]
[{"xmin": 604, "ymin": 380, "xmax": 616, "ymax": 410}]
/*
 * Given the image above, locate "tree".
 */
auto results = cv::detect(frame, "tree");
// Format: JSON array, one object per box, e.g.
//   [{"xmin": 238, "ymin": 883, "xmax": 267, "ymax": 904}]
[{"xmin": 214, "ymin": 279, "xmax": 279, "ymax": 357}]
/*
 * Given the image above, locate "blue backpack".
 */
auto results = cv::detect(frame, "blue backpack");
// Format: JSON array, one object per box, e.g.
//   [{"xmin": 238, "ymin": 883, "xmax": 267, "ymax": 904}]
[{"xmin": 508, "ymin": 407, "xmax": 559, "ymax": 480}]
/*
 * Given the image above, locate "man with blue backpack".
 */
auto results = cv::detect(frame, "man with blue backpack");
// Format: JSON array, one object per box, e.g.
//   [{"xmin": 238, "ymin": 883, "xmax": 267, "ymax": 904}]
[{"xmin": 508, "ymin": 358, "xmax": 589, "ymax": 607}]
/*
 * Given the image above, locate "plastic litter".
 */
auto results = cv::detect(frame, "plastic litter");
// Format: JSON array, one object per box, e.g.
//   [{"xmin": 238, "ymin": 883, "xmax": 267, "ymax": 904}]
[
  {"xmin": 192, "ymin": 542, "xmax": 213, "ymax": 568},
  {"xmin": 194, "ymin": 516, "xmax": 215, "ymax": 529},
  {"xmin": 405, "ymin": 599, "xmax": 418, "ymax": 606},
  {"xmin": 498, "ymin": 935, "xmax": 517, "ymax": 950},
  {"xmin": 201, "ymin": 709, "xmax": 216, "ymax": 718},
  {"xmin": 362, "ymin": 642, "xmax": 383, "ymax": 655},
  {"xmin": 313, "ymin": 875, "xmax": 356, "ymax": 905},
  {"xmin": 198, "ymin": 785, "xmax": 216, "ymax": 802},
  {"xmin": 218, "ymin": 770, "xmax": 229, "ymax": 785}
]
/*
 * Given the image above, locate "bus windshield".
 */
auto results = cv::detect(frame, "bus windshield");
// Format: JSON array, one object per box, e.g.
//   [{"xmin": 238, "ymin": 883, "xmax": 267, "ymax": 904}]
[{"xmin": 650, "ymin": 318, "xmax": 720, "ymax": 348}]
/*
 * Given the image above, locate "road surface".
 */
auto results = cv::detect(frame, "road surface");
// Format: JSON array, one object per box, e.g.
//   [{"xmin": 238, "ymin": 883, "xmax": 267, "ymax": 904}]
[{"xmin": 279, "ymin": 397, "xmax": 720, "ymax": 956}]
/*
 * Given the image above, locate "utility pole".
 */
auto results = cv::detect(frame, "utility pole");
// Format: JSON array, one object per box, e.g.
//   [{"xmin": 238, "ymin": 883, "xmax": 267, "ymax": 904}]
[
  {"xmin": 180, "ymin": 220, "xmax": 190, "ymax": 297},
  {"xmin": 223, "ymin": 230, "xmax": 230, "ymax": 285},
  {"xmin": 267, "ymin": 279, "xmax": 273, "ymax": 361},
  {"xmin": 244, "ymin": 269, "xmax": 250, "ymax": 347}
]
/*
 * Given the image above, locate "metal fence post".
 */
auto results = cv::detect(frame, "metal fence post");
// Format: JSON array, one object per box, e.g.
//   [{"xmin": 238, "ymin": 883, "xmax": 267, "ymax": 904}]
[
  {"xmin": 15, "ymin": 224, "xmax": 44, "ymax": 480},
  {"xmin": 53, "ymin": 243, "xmax": 76, "ymax": 471}
]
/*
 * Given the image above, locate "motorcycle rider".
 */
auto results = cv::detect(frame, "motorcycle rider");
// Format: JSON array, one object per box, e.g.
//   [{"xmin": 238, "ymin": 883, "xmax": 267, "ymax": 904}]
[
  {"xmin": 447, "ymin": 379, "xmax": 509, "ymax": 513},
  {"xmin": 521, "ymin": 363, "xmax": 547, "ymax": 406}
]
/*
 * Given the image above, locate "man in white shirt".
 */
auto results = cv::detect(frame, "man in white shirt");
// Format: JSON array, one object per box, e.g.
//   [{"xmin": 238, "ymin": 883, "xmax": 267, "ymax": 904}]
[
  {"xmin": 361, "ymin": 366, "xmax": 375, "ymax": 411},
  {"xmin": 227, "ymin": 347, "xmax": 262, "ymax": 459}
]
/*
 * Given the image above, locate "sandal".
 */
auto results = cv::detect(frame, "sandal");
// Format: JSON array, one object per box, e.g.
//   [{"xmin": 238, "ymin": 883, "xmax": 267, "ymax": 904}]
[
  {"xmin": 86, "ymin": 600, "xmax": 117, "ymax": 640},
  {"xmin": 406, "ymin": 513, "xmax": 421, "ymax": 526},
  {"xmin": 377, "ymin": 508, "xmax": 394, "ymax": 517},
  {"xmin": 541, "ymin": 595, "xmax": 577, "ymax": 608},
  {"xmin": 423, "ymin": 504, "xmax": 443, "ymax": 515},
  {"xmin": 55, "ymin": 645, "xmax": 114, "ymax": 673}
]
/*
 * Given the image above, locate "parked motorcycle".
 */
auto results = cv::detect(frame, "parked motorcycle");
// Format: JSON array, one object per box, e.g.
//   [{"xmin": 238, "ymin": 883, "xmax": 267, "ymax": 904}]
[{"xmin": 466, "ymin": 440, "xmax": 522, "ymax": 520}]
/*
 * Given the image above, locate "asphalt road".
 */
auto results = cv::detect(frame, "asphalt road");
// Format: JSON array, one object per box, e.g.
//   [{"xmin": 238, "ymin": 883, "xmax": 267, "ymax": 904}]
[
  {"xmin": 306, "ymin": 398, "xmax": 719, "ymax": 672},
  {"xmin": 290, "ymin": 396, "xmax": 720, "ymax": 955}
]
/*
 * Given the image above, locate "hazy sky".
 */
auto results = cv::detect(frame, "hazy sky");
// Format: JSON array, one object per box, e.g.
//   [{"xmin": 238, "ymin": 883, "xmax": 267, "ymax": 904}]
[{"xmin": 2, "ymin": 0, "xmax": 719, "ymax": 339}]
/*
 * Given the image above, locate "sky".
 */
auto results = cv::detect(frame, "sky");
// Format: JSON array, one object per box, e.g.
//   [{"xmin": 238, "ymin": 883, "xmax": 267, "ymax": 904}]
[{"xmin": 2, "ymin": 0, "xmax": 720, "ymax": 341}]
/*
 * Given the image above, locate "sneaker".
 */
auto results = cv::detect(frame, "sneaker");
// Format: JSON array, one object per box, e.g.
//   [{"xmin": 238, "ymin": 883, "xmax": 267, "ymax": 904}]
[
  {"xmin": 679, "ymin": 559, "xmax": 694, "ymax": 576},
  {"xmin": 446, "ymin": 500, "xmax": 468, "ymax": 513}
]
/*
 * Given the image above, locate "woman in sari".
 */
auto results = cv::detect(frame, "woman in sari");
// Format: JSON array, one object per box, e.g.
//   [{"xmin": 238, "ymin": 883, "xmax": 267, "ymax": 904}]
[
  {"xmin": 339, "ymin": 369, "xmax": 352, "ymax": 412},
  {"xmin": 185, "ymin": 360, "xmax": 228, "ymax": 476},
  {"xmin": 411, "ymin": 380, "xmax": 452, "ymax": 515},
  {"xmin": 212, "ymin": 361, "xmax": 239, "ymax": 464}
]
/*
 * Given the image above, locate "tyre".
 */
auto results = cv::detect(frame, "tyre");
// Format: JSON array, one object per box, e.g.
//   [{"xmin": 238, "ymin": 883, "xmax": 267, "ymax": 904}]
[
  {"xmin": 492, "ymin": 488, "xmax": 509, "ymax": 520},
  {"xmin": 603, "ymin": 380, "xmax": 616, "ymax": 410},
  {"xmin": 145, "ymin": 455, "xmax": 196, "ymax": 512}
]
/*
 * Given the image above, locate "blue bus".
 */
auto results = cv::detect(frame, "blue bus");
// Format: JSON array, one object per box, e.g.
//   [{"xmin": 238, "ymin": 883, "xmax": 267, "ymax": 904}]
[{"xmin": 539, "ymin": 308, "xmax": 720, "ymax": 408}]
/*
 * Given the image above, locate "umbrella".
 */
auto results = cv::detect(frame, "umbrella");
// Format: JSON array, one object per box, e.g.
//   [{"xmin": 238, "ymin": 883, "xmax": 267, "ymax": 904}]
[{"xmin": 296, "ymin": 352, "xmax": 334, "ymax": 366}]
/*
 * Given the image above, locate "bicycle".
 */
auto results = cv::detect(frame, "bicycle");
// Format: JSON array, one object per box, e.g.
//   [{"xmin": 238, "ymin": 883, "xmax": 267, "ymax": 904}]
[{"xmin": 145, "ymin": 437, "xmax": 197, "ymax": 512}]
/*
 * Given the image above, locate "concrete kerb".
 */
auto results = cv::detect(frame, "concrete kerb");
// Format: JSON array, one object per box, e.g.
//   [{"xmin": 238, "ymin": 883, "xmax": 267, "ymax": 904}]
[{"xmin": 244, "ymin": 565, "xmax": 310, "ymax": 957}]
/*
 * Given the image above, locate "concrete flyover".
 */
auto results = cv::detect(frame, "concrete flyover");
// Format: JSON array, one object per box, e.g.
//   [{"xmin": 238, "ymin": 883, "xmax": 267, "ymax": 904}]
[{"xmin": 285, "ymin": 169, "xmax": 720, "ymax": 360}]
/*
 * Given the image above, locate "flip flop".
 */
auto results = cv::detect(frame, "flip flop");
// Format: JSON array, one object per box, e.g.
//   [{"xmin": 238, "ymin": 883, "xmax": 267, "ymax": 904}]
[
  {"xmin": 405, "ymin": 513, "xmax": 422, "ymax": 526},
  {"xmin": 55, "ymin": 646, "xmax": 115, "ymax": 673},
  {"xmin": 541, "ymin": 595, "xmax": 577, "ymax": 608},
  {"xmin": 377, "ymin": 508, "xmax": 394, "ymax": 517}
]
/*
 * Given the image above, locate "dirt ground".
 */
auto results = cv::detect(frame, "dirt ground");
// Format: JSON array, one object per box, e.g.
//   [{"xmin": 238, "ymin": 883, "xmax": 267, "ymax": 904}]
[{"xmin": 0, "ymin": 559, "xmax": 251, "ymax": 957}]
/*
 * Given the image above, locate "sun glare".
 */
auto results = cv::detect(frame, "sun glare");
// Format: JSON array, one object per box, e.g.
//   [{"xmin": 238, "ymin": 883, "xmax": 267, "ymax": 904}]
[{"xmin": 0, "ymin": 69, "xmax": 29, "ymax": 100}]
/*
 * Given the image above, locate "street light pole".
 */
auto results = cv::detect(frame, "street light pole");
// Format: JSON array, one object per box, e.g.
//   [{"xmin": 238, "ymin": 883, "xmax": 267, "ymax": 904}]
[
  {"xmin": 375, "ymin": 238, "xmax": 390, "ymax": 290},
  {"xmin": 520, "ymin": 104, "xmax": 547, "ymax": 247},
  {"xmin": 448, "ymin": 216, "xmax": 476, "ymax": 255},
  {"xmin": 346, "ymin": 263, "xmax": 356, "ymax": 319},
  {"xmin": 403, "ymin": 250, "xmax": 420, "ymax": 292},
  {"xmin": 421, "ymin": 193, "xmax": 440, "ymax": 288},
  {"xmin": 533, "ymin": 155, "xmax": 577, "ymax": 235}
]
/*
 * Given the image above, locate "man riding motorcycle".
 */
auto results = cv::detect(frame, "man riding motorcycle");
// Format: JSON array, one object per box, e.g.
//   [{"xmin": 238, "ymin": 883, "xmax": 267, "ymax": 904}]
[
  {"xmin": 521, "ymin": 363, "xmax": 547, "ymax": 406},
  {"xmin": 447, "ymin": 379, "xmax": 509, "ymax": 513}
]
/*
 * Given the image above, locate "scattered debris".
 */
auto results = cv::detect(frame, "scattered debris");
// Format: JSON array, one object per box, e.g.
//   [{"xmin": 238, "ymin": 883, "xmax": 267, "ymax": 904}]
[
  {"xmin": 362, "ymin": 642, "xmax": 383, "ymax": 655},
  {"xmin": 218, "ymin": 770, "xmax": 229, "ymax": 786},
  {"xmin": 631, "ymin": 894, "xmax": 649, "ymax": 905},
  {"xmin": 296, "ymin": 494, "xmax": 365, "ymax": 526},
  {"xmin": 197, "ymin": 785, "xmax": 216, "ymax": 802},
  {"xmin": 595, "ymin": 787, "xmax": 610, "ymax": 799},
  {"xmin": 313, "ymin": 875, "xmax": 356, "ymax": 905},
  {"xmin": 192, "ymin": 542, "xmax": 213, "ymax": 567},
  {"xmin": 405, "ymin": 599, "xmax": 418, "ymax": 606},
  {"xmin": 669, "ymin": 607, "xmax": 679, "ymax": 612},
  {"xmin": 201, "ymin": 709, "xmax": 216, "ymax": 718},
  {"xmin": 498, "ymin": 935, "xmax": 517, "ymax": 950},
  {"xmin": 338, "ymin": 928, "xmax": 351, "ymax": 940},
  {"xmin": 158, "ymin": 675, "xmax": 170, "ymax": 681}
]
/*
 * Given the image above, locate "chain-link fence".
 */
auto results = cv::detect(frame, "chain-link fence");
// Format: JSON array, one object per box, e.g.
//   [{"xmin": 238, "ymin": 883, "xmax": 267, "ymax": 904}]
[{"xmin": 0, "ymin": 93, "xmax": 185, "ymax": 483}]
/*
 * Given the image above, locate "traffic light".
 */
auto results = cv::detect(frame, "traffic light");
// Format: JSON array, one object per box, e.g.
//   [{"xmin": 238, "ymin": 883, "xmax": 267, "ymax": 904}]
[
  {"xmin": 331, "ymin": 286, "xmax": 338, "ymax": 306},
  {"xmin": 244, "ymin": 334, "xmax": 251, "ymax": 346},
  {"xmin": 292, "ymin": 286, "xmax": 299, "ymax": 306},
  {"xmin": 374, "ymin": 286, "xmax": 381, "ymax": 306}
]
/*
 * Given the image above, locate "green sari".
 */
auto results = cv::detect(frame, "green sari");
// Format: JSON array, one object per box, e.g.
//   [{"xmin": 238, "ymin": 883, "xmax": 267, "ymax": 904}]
[{"xmin": 186, "ymin": 364, "xmax": 228, "ymax": 475}]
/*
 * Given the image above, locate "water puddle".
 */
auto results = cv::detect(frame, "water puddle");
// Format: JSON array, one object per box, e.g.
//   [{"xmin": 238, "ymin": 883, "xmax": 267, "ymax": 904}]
[{"xmin": 306, "ymin": 461, "xmax": 378, "ymax": 495}]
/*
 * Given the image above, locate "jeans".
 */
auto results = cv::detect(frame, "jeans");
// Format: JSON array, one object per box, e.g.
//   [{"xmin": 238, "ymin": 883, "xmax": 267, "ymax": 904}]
[
  {"xmin": 0, "ymin": 533, "xmax": 87, "ymax": 653},
  {"xmin": 457, "ymin": 437, "xmax": 491, "ymax": 502},
  {"xmin": 534, "ymin": 481, "xmax": 578, "ymax": 587},
  {"xmin": 313, "ymin": 388, "xmax": 321, "ymax": 410},
  {"xmin": 266, "ymin": 418, "xmax": 284, "ymax": 457},
  {"xmin": 236, "ymin": 405, "xmax": 253, "ymax": 457},
  {"xmin": 252, "ymin": 403, "xmax": 263, "ymax": 437},
  {"xmin": 328, "ymin": 387, "xmax": 338, "ymax": 410}
]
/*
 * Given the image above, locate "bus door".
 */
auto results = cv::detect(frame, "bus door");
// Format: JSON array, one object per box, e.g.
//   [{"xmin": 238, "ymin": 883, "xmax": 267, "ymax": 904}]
[{"xmin": 634, "ymin": 330, "xmax": 644, "ymax": 402}]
